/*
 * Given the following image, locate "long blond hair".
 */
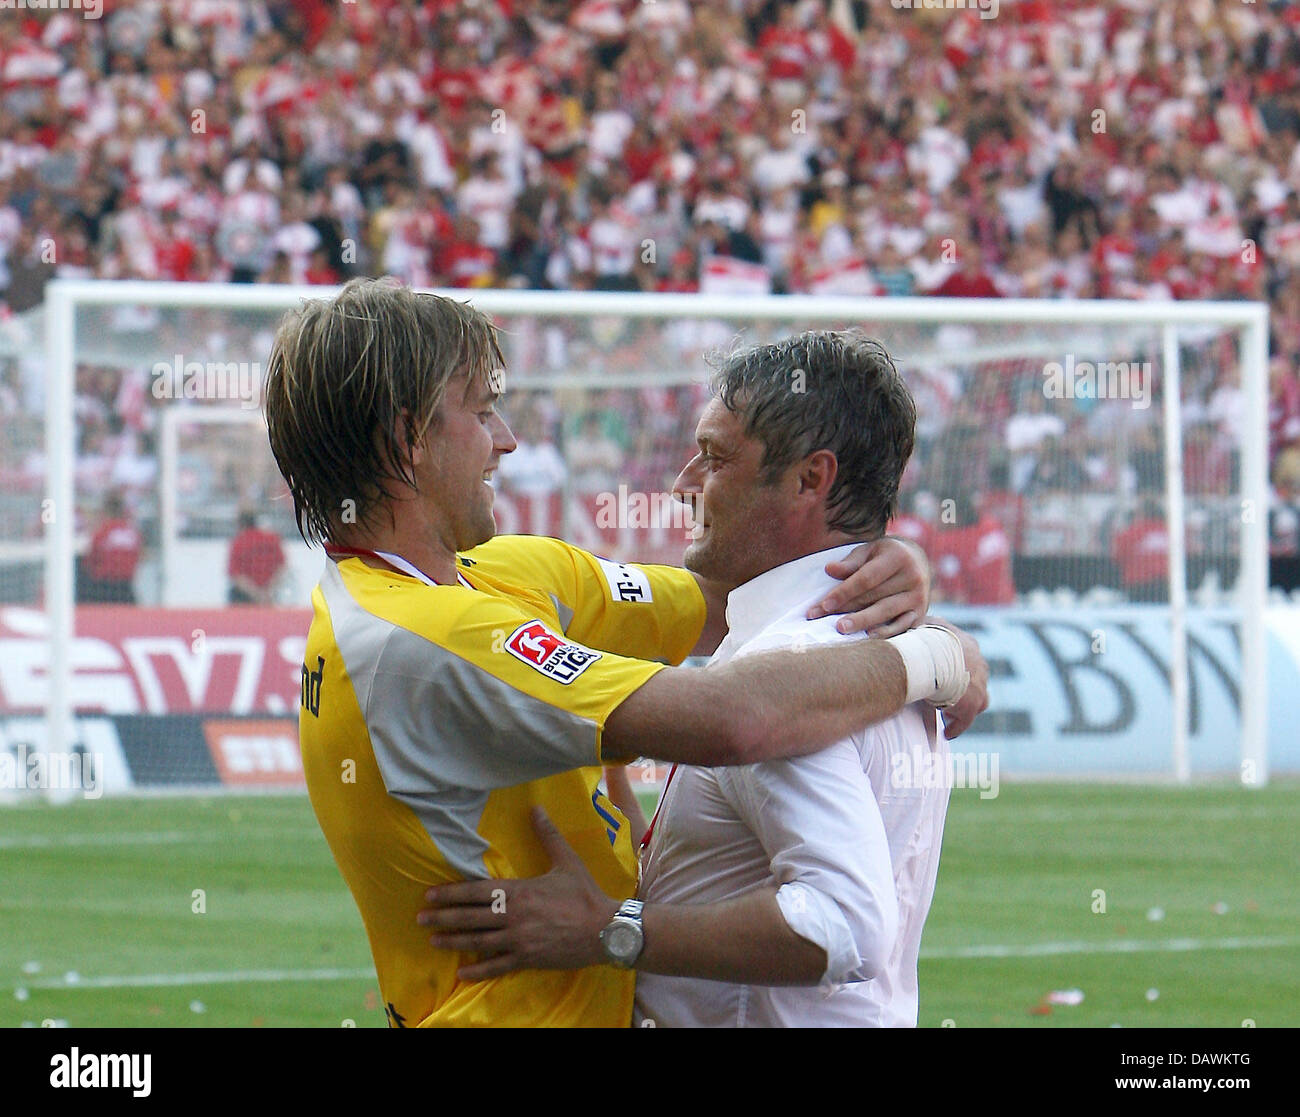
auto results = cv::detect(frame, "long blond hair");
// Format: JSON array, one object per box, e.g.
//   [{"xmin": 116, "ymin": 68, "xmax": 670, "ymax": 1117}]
[{"xmin": 263, "ymin": 278, "xmax": 504, "ymax": 544}]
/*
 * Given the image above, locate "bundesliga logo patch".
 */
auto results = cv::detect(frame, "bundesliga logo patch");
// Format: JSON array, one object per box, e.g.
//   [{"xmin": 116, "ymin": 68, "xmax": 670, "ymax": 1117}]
[{"xmin": 504, "ymin": 621, "xmax": 602, "ymax": 684}]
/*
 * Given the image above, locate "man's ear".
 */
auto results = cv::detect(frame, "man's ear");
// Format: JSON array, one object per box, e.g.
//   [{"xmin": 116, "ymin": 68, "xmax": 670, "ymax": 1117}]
[{"xmin": 796, "ymin": 449, "xmax": 838, "ymax": 500}]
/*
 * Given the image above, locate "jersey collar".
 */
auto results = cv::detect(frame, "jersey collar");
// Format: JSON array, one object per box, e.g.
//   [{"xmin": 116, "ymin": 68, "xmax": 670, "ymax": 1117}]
[{"xmin": 324, "ymin": 544, "xmax": 473, "ymax": 589}]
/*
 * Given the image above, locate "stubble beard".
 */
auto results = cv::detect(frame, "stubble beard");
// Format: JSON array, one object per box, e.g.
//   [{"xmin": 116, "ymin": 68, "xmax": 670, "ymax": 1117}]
[{"xmin": 682, "ymin": 528, "xmax": 737, "ymax": 587}]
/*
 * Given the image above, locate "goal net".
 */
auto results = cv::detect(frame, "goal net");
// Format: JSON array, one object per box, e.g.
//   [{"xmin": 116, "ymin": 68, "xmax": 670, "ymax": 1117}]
[{"xmin": 4, "ymin": 280, "xmax": 1271, "ymax": 798}]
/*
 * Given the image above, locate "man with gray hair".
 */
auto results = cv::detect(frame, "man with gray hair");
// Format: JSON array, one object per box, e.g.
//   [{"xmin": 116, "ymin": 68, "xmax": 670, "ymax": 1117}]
[{"xmin": 421, "ymin": 330, "xmax": 972, "ymax": 1026}]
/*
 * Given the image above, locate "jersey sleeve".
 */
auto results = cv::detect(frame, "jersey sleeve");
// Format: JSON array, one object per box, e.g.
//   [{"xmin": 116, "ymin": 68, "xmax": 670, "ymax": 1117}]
[
  {"xmin": 368, "ymin": 587, "xmax": 667, "ymax": 792},
  {"xmin": 462, "ymin": 535, "xmax": 706, "ymax": 664}
]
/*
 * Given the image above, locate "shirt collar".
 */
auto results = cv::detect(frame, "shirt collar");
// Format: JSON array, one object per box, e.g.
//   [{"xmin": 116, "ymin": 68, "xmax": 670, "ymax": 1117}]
[{"xmin": 722, "ymin": 542, "xmax": 868, "ymax": 650}]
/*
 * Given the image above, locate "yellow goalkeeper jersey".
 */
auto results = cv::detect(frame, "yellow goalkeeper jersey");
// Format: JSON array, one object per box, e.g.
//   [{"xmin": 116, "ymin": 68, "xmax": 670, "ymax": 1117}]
[{"xmin": 299, "ymin": 534, "xmax": 705, "ymax": 1028}]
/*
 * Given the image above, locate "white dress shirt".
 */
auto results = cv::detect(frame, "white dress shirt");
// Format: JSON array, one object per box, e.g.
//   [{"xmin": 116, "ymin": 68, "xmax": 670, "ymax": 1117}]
[{"xmin": 634, "ymin": 544, "xmax": 951, "ymax": 1028}]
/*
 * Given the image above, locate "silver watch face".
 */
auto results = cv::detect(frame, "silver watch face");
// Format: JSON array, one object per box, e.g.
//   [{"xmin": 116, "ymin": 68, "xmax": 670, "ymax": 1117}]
[{"xmin": 604, "ymin": 919, "xmax": 643, "ymax": 963}]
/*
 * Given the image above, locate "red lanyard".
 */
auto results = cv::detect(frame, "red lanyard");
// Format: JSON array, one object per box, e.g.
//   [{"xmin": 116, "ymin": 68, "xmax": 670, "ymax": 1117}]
[
  {"xmin": 639, "ymin": 762, "xmax": 679, "ymax": 853},
  {"xmin": 323, "ymin": 544, "xmax": 472, "ymax": 588}
]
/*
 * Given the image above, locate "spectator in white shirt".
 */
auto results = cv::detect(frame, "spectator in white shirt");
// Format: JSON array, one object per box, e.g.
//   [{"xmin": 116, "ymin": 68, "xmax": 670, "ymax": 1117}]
[
  {"xmin": 271, "ymin": 194, "xmax": 321, "ymax": 284},
  {"xmin": 693, "ymin": 178, "xmax": 751, "ymax": 232},
  {"xmin": 497, "ymin": 408, "xmax": 567, "ymax": 498},
  {"xmin": 586, "ymin": 79, "xmax": 635, "ymax": 173},
  {"xmin": 586, "ymin": 193, "xmax": 638, "ymax": 290},
  {"xmin": 456, "ymin": 155, "xmax": 516, "ymax": 250},
  {"xmin": 759, "ymin": 186, "xmax": 800, "ymax": 277},
  {"xmin": 997, "ymin": 163, "xmax": 1050, "ymax": 240},
  {"xmin": 750, "ymin": 123, "xmax": 811, "ymax": 198},
  {"xmin": 907, "ymin": 121, "xmax": 969, "ymax": 195},
  {"xmin": 323, "ymin": 164, "xmax": 365, "ymax": 247},
  {"xmin": 1005, "ymin": 384, "xmax": 1066, "ymax": 458},
  {"xmin": 405, "ymin": 110, "xmax": 457, "ymax": 194},
  {"xmin": 222, "ymin": 140, "xmax": 282, "ymax": 195}
]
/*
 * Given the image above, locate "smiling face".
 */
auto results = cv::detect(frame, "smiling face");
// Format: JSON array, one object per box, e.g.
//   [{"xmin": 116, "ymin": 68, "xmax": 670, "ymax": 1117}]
[
  {"xmin": 418, "ymin": 370, "xmax": 516, "ymax": 552},
  {"xmin": 672, "ymin": 398, "xmax": 798, "ymax": 591}
]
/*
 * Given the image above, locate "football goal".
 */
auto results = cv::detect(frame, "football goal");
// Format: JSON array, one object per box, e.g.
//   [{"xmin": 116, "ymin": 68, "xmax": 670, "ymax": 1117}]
[{"xmin": 14, "ymin": 280, "xmax": 1270, "ymax": 790}]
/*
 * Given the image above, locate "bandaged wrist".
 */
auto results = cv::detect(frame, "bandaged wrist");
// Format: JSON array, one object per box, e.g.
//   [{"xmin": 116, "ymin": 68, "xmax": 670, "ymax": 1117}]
[{"xmin": 887, "ymin": 624, "xmax": 969, "ymax": 706}]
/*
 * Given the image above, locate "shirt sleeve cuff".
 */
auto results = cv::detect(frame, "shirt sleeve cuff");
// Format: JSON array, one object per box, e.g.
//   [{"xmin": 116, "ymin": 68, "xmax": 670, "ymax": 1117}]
[{"xmin": 775, "ymin": 882, "xmax": 862, "ymax": 988}]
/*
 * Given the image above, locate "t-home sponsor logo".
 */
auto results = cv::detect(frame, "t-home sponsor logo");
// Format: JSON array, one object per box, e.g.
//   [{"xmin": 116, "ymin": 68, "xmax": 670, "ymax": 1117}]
[
  {"xmin": 0, "ymin": 0, "xmax": 102, "ymax": 18},
  {"xmin": 50, "ymin": 1048, "xmax": 150, "ymax": 1098},
  {"xmin": 151, "ymin": 354, "xmax": 262, "ymax": 409},
  {"xmin": 890, "ymin": 747, "xmax": 1000, "ymax": 800},
  {"xmin": 0, "ymin": 745, "xmax": 103, "ymax": 799},
  {"xmin": 1042, "ymin": 355, "xmax": 1152, "ymax": 410},
  {"xmin": 891, "ymin": 0, "xmax": 998, "ymax": 20}
]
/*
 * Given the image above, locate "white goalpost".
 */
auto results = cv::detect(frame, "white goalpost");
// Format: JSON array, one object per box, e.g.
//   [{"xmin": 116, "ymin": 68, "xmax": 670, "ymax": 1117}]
[{"xmin": 38, "ymin": 279, "xmax": 1271, "ymax": 787}]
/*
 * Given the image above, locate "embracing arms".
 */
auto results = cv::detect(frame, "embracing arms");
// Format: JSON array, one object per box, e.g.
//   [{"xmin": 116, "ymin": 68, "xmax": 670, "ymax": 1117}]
[
  {"xmin": 612, "ymin": 534, "xmax": 978, "ymax": 768},
  {"xmin": 688, "ymin": 535, "xmax": 933, "ymax": 656},
  {"xmin": 602, "ymin": 619, "xmax": 985, "ymax": 766},
  {"xmin": 421, "ymin": 808, "xmax": 843, "ymax": 985},
  {"xmin": 422, "ymin": 742, "xmax": 901, "ymax": 991}
]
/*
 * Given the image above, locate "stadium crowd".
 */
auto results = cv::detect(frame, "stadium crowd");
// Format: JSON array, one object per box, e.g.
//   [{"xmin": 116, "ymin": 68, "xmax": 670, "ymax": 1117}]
[{"xmin": 2, "ymin": 0, "xmax": 1299, "ymax": 599}]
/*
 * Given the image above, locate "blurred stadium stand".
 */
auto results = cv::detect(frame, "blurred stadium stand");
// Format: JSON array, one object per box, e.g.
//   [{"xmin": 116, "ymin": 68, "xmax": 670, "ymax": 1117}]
[{"xmin": 1, "ymin": 0, "xmax": 1299, "ymax": 604}]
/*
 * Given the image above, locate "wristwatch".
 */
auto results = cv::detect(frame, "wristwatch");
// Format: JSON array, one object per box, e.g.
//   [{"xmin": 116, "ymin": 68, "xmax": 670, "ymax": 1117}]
[{"xmin": 599, "ymin": 899, "xmax": 645, "ymax": 968}]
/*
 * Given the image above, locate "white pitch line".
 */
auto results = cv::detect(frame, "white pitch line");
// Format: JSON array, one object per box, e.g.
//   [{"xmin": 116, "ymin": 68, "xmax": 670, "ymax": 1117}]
[
  {"xmin": 922, "ymin": 935, "xmax": 1300, "ymax": 960},
  {"xmin": 16, "ymin": 967, "xmax": 375, "ymax": 991},
  {"xmin": 14, "ymin": 937, "xmax": 1298, "ymax": 993},
  {"xmin": 0, "ymin": 831, "xmax": 193, "ymax": 850},
  {"xmin": 0, "ymin": 829, "xmax": 322, "ymax": 850},
  {"xmin": 955, "ymin": 805, "xmax": 1293, "ymax": 823}
]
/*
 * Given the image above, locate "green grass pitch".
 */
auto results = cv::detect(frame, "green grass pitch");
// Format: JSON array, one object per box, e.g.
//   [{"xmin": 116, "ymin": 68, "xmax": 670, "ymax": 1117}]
[{"xmin": 2, "ymin": 781, "xmax": 1297, "ymax": 1028}]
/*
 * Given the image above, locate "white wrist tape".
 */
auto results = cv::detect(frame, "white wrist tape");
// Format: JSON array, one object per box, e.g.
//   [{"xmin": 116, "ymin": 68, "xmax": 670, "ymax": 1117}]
[{"xmin": 887, "ymin": 625, "xmax": 969, "ymax": 707}]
